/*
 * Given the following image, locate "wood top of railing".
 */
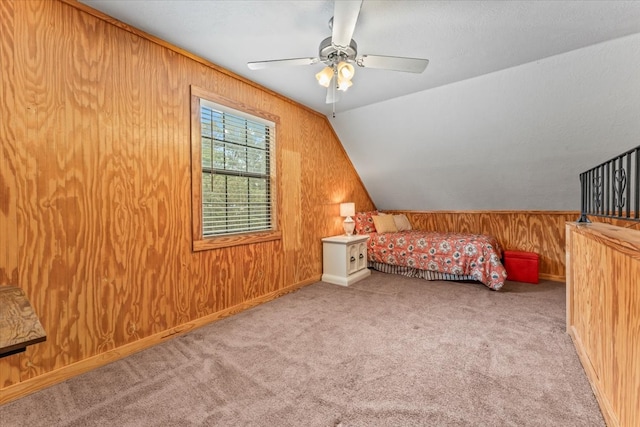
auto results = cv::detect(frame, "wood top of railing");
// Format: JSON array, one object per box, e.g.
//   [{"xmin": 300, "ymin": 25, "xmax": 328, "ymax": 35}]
[{"xmin": 567, "ymin": 222, "xmax": 640, "ymax": 262}]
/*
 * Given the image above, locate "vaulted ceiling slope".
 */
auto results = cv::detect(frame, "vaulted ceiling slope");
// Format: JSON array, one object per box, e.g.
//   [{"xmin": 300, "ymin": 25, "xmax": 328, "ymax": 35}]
[
  {"xmin": 333, "ymin": 33, "xmax": 640, "ymax": 211},
  {"xmin": 81, "ymin": 1, "xmax": 640, "ymax": 211}
]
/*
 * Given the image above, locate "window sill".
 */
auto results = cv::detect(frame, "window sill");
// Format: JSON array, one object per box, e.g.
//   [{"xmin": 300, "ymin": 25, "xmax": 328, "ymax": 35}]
[{"xmin": 193, "ymin": 230, "xmax": 282, "ymax": 251}]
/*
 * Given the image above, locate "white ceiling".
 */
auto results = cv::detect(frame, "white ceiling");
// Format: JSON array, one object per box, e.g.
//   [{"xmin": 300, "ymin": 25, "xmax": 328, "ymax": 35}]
[{"xmin": 80, "ymin": 0, "xmax": 640, "ymax": 115}]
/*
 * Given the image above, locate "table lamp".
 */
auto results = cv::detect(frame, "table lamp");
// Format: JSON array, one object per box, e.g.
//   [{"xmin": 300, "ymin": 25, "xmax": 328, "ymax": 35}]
[{"xmin": 340, "ymin": 202, "xmax": 356, "ymax": 236}]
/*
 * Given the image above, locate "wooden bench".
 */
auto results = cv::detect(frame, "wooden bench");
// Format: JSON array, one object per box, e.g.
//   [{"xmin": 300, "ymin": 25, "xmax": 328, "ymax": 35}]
[{"xmin": 0, "ymin": 285, "xmax": 46, "ymax": 358}]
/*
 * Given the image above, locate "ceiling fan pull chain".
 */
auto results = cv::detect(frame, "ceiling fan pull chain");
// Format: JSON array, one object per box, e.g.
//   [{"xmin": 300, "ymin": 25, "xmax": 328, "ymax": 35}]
[{"xmin": 332, "ymin": 72, "xmax": 337, "ymax": 118}]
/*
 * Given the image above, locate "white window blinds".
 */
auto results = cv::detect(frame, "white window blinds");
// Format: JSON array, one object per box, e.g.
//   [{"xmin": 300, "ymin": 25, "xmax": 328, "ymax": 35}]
[{"xmin": 200, "ymin": 100, "xmax": 275, "ymax": 237}]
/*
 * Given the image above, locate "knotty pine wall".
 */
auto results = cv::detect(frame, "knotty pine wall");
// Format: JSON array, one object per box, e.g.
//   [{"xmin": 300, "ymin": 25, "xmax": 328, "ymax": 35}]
[
  {"xmin": 0, "ymin": 0, "xmax": 374, "ymax": 398},
  {"xmin": 388, "ymin": 211, "xmax": 579, "ymax": 281}
]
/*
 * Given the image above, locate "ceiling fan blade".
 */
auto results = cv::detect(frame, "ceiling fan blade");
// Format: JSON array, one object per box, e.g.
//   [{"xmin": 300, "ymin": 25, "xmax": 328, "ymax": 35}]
[
  {"xmin": 357, "ymin": 55, "xmax": 429, "ymax": 73},
  {"xmin": 247, "ymin": 57, "xmax": 319, "ymax": 70},
  {"xmin": 332, "ymin": 0, "xmax": 362, "ymax": 49}
]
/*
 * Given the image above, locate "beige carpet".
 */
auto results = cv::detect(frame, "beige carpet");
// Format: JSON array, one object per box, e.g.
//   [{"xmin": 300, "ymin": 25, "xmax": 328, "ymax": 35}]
[{"xmin": 2, "ymin": 272, "xmax": 603, "ymax": 426}]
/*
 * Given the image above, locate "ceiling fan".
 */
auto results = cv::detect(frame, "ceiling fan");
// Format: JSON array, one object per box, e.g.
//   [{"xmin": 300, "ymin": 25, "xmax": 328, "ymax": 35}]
[{"xmin": 247, "ymin": 0, "xmax": 429, "ymax": 105}]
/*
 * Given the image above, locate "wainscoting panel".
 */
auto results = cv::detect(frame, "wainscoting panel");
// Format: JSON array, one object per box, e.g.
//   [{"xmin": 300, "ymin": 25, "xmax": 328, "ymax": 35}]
[{"xmin": 389, "ymin": 211, "xmax": 579, "ymax": 280}]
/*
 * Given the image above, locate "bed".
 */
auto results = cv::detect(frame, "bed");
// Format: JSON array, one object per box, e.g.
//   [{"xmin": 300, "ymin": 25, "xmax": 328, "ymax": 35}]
[{"xmin": 355, "ymin": 211, "xmax": 508, "ymax": 291}]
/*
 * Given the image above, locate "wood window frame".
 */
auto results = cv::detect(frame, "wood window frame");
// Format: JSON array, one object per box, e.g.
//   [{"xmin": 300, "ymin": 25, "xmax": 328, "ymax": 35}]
[{"xmin": 190, "ymin": 85, "xmax": 281, "ymax": 251}]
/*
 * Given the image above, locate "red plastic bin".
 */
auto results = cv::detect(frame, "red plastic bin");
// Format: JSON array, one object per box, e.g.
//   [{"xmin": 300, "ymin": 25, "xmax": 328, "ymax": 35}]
[{"xmin": 503, "ymin": 250, "xmax": 539, "ymax": 284}]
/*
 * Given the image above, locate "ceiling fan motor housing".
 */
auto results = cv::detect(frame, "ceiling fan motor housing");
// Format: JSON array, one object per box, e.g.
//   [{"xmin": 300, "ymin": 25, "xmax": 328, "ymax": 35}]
[{"xmin": 319, "ymin": 36, "xmax": 358, "ymax": 65}]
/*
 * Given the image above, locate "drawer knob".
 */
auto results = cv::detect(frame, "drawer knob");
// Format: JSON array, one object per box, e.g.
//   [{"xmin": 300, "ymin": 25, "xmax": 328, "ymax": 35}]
[
  {"xmin": 359, "ymin": 253, "xmax": 364, "ymax": 259},
  {"xmin": 350, "ymin": 256, "xmax": 356, "ymax": 262}
]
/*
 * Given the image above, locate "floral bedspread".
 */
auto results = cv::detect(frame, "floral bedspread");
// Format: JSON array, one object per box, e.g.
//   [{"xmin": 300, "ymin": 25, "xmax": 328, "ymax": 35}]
[{"xmin": 367, "ymin": 230, "xmax": 507, "ymax": 290}]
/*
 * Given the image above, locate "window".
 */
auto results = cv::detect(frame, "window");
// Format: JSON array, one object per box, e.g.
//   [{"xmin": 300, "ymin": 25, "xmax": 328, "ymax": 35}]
[{"xmin": 191, "ymin": 86, "xmax": 280, "ymax": 250}]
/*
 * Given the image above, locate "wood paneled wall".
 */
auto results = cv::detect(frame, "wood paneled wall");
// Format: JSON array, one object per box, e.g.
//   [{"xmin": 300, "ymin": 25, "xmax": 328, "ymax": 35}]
[
  {"xmin": 566, "ymin": 222, "xmax": 640, "ymax": 427},
  {"xmin": 388, "ymin": 211, "xmax": 579, "ymax": 281},
  {"xmin": 0, "ymin": 0, "xmax": 374, "ymax": 401}
]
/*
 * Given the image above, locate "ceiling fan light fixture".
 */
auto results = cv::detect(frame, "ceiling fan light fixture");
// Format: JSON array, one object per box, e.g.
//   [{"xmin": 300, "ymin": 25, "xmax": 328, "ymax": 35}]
[
  {"xmin": 337, "ymin": 77, "xmax": 353, "ymax": 91},
  {"xmin": 315, "ymin": 66, "xmax": 334, "ymax": 88},
  {"xmin": 337, "ymin": 61, "xmax": 355, "ymax": 80}
]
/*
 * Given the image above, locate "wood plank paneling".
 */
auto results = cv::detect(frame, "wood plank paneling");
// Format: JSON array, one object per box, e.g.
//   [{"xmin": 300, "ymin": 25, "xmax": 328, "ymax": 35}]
[
  {"xmin": 0, "ymin": 0, "xmax": 374, "ymax": 400},
  {"xmin": 0, "ymin": 0, "xmax": 22, "ymax": 388},
  {"xmin": 567, "ymin": 222, "xmax": 640, "ymax": 427},
  {"xmin": 389, "ymin": 211, "xmax": 578, "ymax": 280},
  {"xmin": 0, "ymin": 0, "xmax": 18, "ymax": 287}
]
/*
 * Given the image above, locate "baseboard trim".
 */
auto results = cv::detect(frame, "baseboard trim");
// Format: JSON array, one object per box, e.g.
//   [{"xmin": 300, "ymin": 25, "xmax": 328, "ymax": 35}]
[
  {"xmin": 568, "ymin": 326, "xmax": 619, "ymax": 427},
  {"xmin": 538, "ymin": 273, "xmax": 565, "ymax": 282},
  {"xmin": 0, "ymin": 275, "xmax": 321, "ymax": 405}
]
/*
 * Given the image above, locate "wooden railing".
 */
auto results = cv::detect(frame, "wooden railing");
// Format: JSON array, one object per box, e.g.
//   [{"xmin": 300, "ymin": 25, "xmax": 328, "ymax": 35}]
[{"xmin": 565, "ymin": 222, "xmax": 640, "ymax": 427}]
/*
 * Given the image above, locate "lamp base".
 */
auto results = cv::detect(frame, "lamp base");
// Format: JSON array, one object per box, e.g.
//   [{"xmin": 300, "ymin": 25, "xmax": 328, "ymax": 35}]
[{"xmin": 343, "ymin": 217, "xmax": 355, "ymax": 236}]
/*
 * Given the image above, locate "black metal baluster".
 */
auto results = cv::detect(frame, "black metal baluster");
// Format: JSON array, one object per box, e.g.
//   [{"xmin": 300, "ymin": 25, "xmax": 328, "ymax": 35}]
[
  {"xmin": 585, "ymin": 169, "xmax": 598, "ymax": 214},
  {"xmin": 613, "ymin": 157, "xmax": 622, "ymax": 218},
  {"xmin": 626, "ymin": 153, "xmax": 631, "ymax": 219},
  {"xmin": 633, "ymin": 147, "xmax": 640, "ymax": 221},
  {"xmin": 578, "ymin": 172, "xmax": 588, "ymax": 222},
  {"xmin": 587, "ymin": 171, "xmax": 592, "ymax": 218},
  {"xmin": 602, "ymin": 162, "xmax": 609, "ymax": 215},
  {"xmin": 618, "ymin": 155, "xmax": 624, "ymax": 217},
  {"xmin": 592, "ymin": 169, "xmax": 596, "ymax": 215},
  {"xmin": 612, "ymin": 158, "xmax": 616, "ymax": 216},
  {"xmin": 598, "ymin": 163, "xmax": 609, "ymax": 215},
  {"xmin": 611, "ymin": 159, "xmax": 616, "ymax": 217},
  {"xmin": 583, "ymin": 172, "xmax": 586, "ymax": 218},
  {"xmin": 587, "ymin": 171, "xmax": 591, "ymax": 217}
]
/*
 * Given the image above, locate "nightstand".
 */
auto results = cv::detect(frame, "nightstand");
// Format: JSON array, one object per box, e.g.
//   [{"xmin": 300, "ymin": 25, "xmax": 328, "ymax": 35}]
[{"xmin": 321, "ymin": 235, "xmax": 371, "ymax": 286}]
